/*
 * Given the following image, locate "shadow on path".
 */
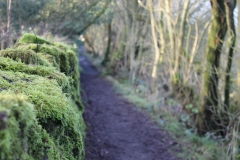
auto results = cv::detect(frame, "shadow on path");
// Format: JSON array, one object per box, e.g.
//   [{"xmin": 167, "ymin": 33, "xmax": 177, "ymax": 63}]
[{"xmin": 80, "ymin": 47, "xmax": 181, "ymax": 160}]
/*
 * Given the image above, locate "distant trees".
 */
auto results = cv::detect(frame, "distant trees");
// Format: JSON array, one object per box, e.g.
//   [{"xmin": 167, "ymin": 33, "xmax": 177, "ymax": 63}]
[
  {"xmin": 0, "ymin": 0, "xmax": 47, "ymax": 29},
  {"xmin": 46, "ymin": 0, "xmax": 110, "ymax": 37},
  {"xmin": 0, "ymin": 0, "xmax": 48, "ymax": 48},
  {"xmin": 0, "ymin": 0, "xmax": 110, "ymax": 49}
]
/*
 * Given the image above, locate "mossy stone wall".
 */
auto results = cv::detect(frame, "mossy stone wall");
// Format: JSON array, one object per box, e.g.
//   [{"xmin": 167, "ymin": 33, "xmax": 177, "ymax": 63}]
[{"xmin": 0, "ymin": 33, "xmax": 85, "ymax": 160}]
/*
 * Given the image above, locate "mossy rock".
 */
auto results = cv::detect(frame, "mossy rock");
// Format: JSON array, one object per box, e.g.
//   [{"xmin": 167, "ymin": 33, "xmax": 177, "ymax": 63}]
[
  {"xmin": 0, "ymin": 70, "xmax": 68, "ymax": 119},
  {"xmin": 0, "ymin": 71, "xmax": 85, "ymax": 159},
  {"xmin": 0, "ymin": 57, "xmax": 70, "ymax": 92},
  {"xmin": 0, "ymin": 92, "xmax": 58, "ymax": 160},
  {"xmin": 19, "ymin": 33, "xmax": 52, "ymax": 45},
  {"xmin": 14, "ymin": 41, "xmax": 82, "ymax": 108},
  {"xmin": 40, "ymin": 44, "xmax": 82, "ymax": 108},
  {"xmin": 0, "ymin": 92, "xmax": 44, "ymax": 160},
  {"xmin": 15, "ymin": 43, "xmax": 72, "ymax": 74},
  {"xmin": 39, "ymin": 44, "xmax": 81, "ymax": 107},
  {"xmin": 0, "ymin": 48, "xmax": 51, "ymax": 66},
  {"xmin": 39, "ymin": 44, "xmax": 70, "ymax": 73},
  {"xmin": 0, "ymin": 34, "xmax": 85, "ymax": 159},
  {"xmin": 13, "ymin": 43, "xmax": 59, "ymax": 68},
  {"xmin": 14, "ymin": 43, "xmax": 61, "ymax": 69}
]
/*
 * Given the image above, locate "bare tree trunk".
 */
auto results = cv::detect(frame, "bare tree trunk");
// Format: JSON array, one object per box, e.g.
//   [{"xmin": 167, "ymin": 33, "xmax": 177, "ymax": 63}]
[
  {"xmin": 237, "ymin": 0, "xmax": 240, "ymax": 108},
  {"xmin": 172, "ymin": 0, "xmax": 190, "ymax": 84},
  {"xmin": 148, "ymin": 0, "xmax": 160, "ymax": 80},
  {"xmin": 125, "ymin": 0, "xmax": 140, "ymax": 83},
  {"xmin": 83, "ymin": 34, "xmax": 96, "ymax": 55},
  {"xmin": 224, "ymin": 0, "xmax": 236, "ymax": 112},
  {"xmin": 102, "ymin": 22, "xmax": 112, "ymax": 66},
  {"xmin": 158, "ymin": 2, "xmax": 165, "ymax": 64},
  {"xmin": 6, "ymin": 0, "xmax": 11, "ymax": 48},
  {"xmin": 197, "ymin": 0, "xmax": 227, "ymax": 134},
  {"xmin": 164, "ymin": 0, "xmax": 175, "ymax": 79}
]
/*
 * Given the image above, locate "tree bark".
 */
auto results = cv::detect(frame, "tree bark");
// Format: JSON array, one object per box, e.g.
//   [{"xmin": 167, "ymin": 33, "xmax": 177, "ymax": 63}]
[
  {"xmin": 224, "ymin": 0, "xmax": 236, "ymax": 112},
  {"xmin": 83, "ymin": 34, "xmax": 96, "ymax": 55},
  {"xmin": 172, "ymin": 0, "xmax": 190, "ymax": 84},
  {"xmin": 197, "ymin": 0, "xmax": 227, "ymax": 133},
  {"xmin": 148, "ymin": 0, "xmax": 160, "ymax": 79},
  {"xmin": 102, "ymin": 22, "xmax": 112, "ymax": 66},
  {"xmin": 6, "ymin": 0, "xmax": 11, "ymax": 47},
  {"xmin": 237, "ymin": 0, "xmax": 240, "ymax": 108}
]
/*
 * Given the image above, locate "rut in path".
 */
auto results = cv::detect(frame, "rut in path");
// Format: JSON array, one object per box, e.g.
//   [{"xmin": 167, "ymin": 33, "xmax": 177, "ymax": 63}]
[{"xmin": 80, "ymin": 54, "xmax": 181, "ymax": 160}]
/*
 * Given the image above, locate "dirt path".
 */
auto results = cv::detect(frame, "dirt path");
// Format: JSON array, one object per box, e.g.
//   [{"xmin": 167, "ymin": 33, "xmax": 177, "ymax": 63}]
[{"xmin": 80, "ymin": 51, "xmax": 181, "ymax": 160}]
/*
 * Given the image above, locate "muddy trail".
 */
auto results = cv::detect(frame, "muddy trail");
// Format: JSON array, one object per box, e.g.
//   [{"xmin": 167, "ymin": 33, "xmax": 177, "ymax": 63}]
[{"xmin": 80, "ymin": 50, "xmax": 181, "ymax": 160}]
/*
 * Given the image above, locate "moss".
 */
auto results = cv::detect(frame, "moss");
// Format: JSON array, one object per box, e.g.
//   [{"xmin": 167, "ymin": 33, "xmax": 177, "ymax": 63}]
[
  {"xmin": 0, "ymin": 34, "xmax": 85, "ymax": 159},
  {"xmin": 0, "ymin": 71, "xmax": 67, "ymax": 119},
  {"xmin": 0, "ymin": 48, "xmax": 51, "ymax": 67},
  {"xmin": 19, "ymin": 33, "xmax": 53, "ymax": 45},
  {"xmin": 39, "ymin": 44, "xmax": 70, "ymax": 73},
  {"xmin": 37, "ymin": 44, "xmax": 81, "ymax": 107},
  {"xmin": 22, "ymin": 43, "xmax": 82, "ymax": 108},
  {"xmin": 0, "ymin": 57, "xmax": 69, "ymax": 91},
  {"xmin": 14, "ymin": 40, "xmax": 82, "ymax": 109},
  {"xmin": 14, "ymin": 43, "xmax": 58, "ymax": 68},
  {"xmin": 0, "ymin": 71, "xmax": 84, "ymax": 159},
  {"xmin": 14, "ymin": 43, "xmax": 60, "ymax": 69},
  {"xmin": 66, "ymin": 49, "xmax": 82, "ymax": 108},
  {"xmin": 0, "ymin": 92, "xmax": 55, "ymax": 160},
  {"xmin": 15, "ymin": 43, "xmax": 71, "ymax": 73}
]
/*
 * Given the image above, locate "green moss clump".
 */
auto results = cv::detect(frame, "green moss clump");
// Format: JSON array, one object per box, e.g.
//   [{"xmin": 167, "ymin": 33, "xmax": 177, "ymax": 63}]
[
  {"xmin": 38, "ymin": 44, "xmax": 70, "ymax": 73},
  {"xmin": 0, "ymin": 71, "xmax": 68, "ymax": 119},
  {"xmin": 19, "ymin": 33, "xmax": 52, "ymax": 45},
  {"xmin": 0, "ymin": 57, "xmax": 69, "ymax": 91},
  {"xmin": 0, "ymin": 70, "xmax": 84, "ymax": 159},
  {"xmin": 0, "ymin": 91, "xmax": 84, "ymax": 160},
  {"xmin": 13, "ymin": 43, "xmax": 58, "ymax": 68},
  {"xmin": 14, "ymin": 41, "xmax": 82, "ymax": 109},
  {"xmin": 0, "ymin": 92, "xmax": 54, "ymax": 160},
  {"xmin": 67, "ymin": 49, "xmax": 82, "ymax": 107},
  {"xmin": 15, "ymin": 43, "xmax": 72, "ymax": 74},
  {"xmin": 0, "ymin": 48, "xmax": 50, "ymax": 66}
]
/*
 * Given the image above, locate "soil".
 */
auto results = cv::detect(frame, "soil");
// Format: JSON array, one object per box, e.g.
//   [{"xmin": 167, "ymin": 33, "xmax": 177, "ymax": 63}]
[{"xmin": 80, "ymin": 49, "xmax": 181, "ymax": 160}]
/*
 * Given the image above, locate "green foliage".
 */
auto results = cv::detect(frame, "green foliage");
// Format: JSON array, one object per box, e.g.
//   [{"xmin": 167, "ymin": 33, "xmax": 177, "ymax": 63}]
[
  {"xmin": 0, "ymin": 34, "xmax": 85, "ymax": 159},
  {"xmin": 0, "ymin": 0, "xmax": 47, "ymax": 29},
  {"xmin": 43, "ymin": 0, "xmax": 111, "ymax": 36},
  {"xmin": 185, "ymin": 104, "xmax": 199, "ymax": 114}
]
